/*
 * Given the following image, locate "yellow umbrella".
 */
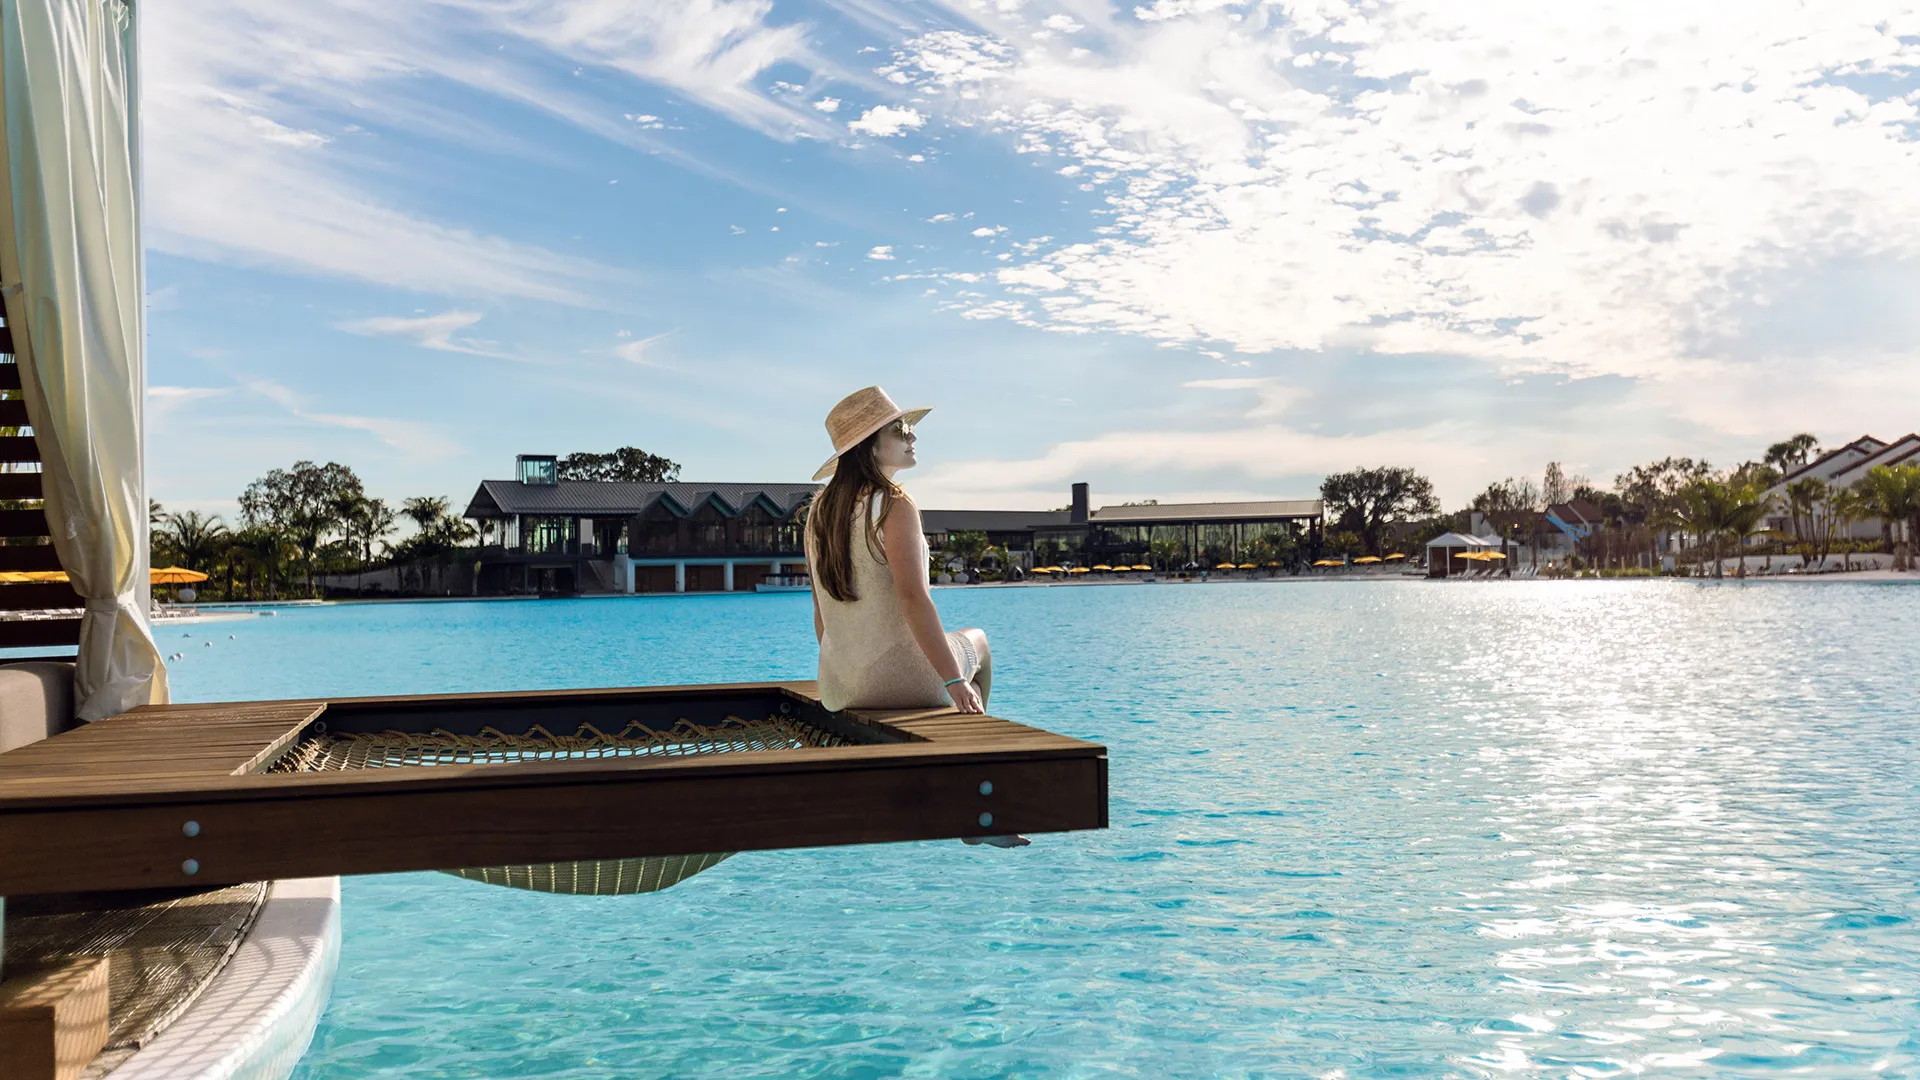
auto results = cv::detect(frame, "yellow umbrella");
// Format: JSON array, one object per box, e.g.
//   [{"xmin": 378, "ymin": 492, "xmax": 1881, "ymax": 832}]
[
  {"xmin": 0, "ymin": 571, "xmax": 34, "ymax": 583},
  {"xmin": 1480, "ymin": 551, "xmax": 1508, "ymax": 560},
  {"xmin": 1311, "ymin": 559, "xmax": 1340, "ymax": 567},
  {"xmin": 1264, "ymin": 562, "xmax": 1280, "ymax": 567},
  {"xmin": 152, "ymin": 566, "xmax": 210, "ymax": 584},
  {"xmin": 1131, "ymin": 564, "xmax": 1152, "ymax": 571},
  {"xmin": 1353, "ymin": 556, "xmax": 1382, "ymax": 564},
  {"xmin": 1068, "ymin": 567, "xmax": 1091, "ymax": 574},
  {"xmin": 21, "ymin": 569, "xmax": 69, "ymax": 581},
  {"xmin": 1029, "ymin": 567, "xmax": 1052, "ymax": 574},
  {"xmin": 1237, "ymin": 562, "xmax": 1258, "ymax": 569},
  {"xmin": 1384, "ymin": 553, "xmax": 1406, "ymax": 560},
  {"xmin": 1046, "ymin": 566, "xmax": 1067, "ymax": 573},
  {"xmin": 1092, "ymin": 564, "xmax": 1113, "ymax": 571},
  {"xmin": 1215, "ymin": 562, "xmax": 1237, "ymax": 570}
]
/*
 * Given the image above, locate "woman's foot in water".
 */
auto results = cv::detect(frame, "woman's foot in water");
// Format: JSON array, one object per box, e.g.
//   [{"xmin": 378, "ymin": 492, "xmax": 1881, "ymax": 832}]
[{"xmin": 962, "ymin": 834, "xmax": 1031, "ymax": 848}]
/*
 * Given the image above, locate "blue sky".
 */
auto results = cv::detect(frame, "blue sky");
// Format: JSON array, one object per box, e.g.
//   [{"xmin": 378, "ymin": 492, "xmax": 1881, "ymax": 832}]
[{"xmin": 143, "ymin": 1, "xmax": 1920, "ymax": 522}]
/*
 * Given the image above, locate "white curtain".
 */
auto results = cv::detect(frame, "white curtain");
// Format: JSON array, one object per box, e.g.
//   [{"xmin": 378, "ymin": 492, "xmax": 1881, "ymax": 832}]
[{"xmin": 0, "ymin": 0, "xmax": 165, "ymax": 720}]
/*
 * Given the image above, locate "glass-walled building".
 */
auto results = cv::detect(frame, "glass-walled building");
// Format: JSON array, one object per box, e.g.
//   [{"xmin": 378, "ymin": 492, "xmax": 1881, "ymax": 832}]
[{"xmin": 463, "ymin": 462, "xmax": 818, "ymax": 594}]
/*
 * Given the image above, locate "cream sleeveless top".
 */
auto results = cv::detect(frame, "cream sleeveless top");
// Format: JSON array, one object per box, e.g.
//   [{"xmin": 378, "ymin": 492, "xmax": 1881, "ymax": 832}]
[{"xmin": 807, "ymin": 493, "xmax": 977, "ymax": 712}]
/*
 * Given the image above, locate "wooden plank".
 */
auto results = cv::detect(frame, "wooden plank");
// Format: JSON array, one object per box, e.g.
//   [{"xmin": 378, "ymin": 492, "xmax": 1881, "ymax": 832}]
[
  {"xmin": 0, "ymin": 583, "xmax": 80, "ymax": 610},
  {"xmin": 0, "ymin": 957, "xmax": 111, "ymax": 1080},
  {"xmin": 0, "ymin": 732, "xmax": 1098, "ymax": 804},
  {"xmin": 0, "ymin": 547, "xmax": 61, "ymax": 572},
  {"xmin": 0, "ymin": 620, "xmax": 79, "ymax": 648},
  {"xmin": 0, "ymin": 399, "xmax": 28, "ymax": 427},
  {"xmin": 0, "ymin": 508, "xmax": 49, "ymax": 537},
  {"xmin": 0, "ymin": 754, "xmax": 1106, "ymax": 894},
  {"xmin": 0, "ymin": 472, "xmax": 42, "ymax": 500},
  {"xmin": 0, "ymin": 436, "xmax": 39, "ymax": 464}
]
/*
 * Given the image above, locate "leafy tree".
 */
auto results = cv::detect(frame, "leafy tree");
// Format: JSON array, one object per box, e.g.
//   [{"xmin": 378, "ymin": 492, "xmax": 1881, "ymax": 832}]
[
  {"xmin": 1542, "ymin": 462, "xmax": 1572, "ymax": 506},
  {"xmin": 240, "ymin": 461, "xmax": 364, "ymax": 596},
  {"xmin": 1764, "ymin": 433, "xmax": 1820, "ymax": 474},
  {"xmin": 1319, "ymin": 467, "xmax": 1439, "ymax": 557},
  {"xmin": 1857, "ymin": 463, "xmax": 1920, "ymax": 570},
  {"xmin": 557, "ymin": 448, "xmax": 681, "ymax": 483},
  {"xmin": 942, "ymin": 530, "xmax": 989, "ymax": 574},
  {"xmin": 1616, "ymin": 457, "xmax": 1710, "ymax": 569}
]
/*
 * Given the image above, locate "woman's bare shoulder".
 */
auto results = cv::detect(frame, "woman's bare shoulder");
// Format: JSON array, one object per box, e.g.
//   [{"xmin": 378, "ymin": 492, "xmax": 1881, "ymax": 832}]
[{"xmin": 883, "ymin": 489, "xmax": 922, "ymax": 518}]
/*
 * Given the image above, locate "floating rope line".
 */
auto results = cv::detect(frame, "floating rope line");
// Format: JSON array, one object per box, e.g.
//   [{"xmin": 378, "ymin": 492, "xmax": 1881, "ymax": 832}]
[{"xmin": 270, "ymin": 714, "xmax": 846, "ymax": 896}]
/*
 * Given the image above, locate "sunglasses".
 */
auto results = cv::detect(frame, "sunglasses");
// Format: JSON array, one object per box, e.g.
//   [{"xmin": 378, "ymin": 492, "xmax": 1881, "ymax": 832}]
[{"xmin": 888, "ymin": 419, "xmax": 915, "ymax": 438}]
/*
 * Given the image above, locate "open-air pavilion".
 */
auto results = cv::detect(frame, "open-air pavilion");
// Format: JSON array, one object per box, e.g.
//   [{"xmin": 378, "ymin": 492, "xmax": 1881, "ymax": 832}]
[{"xmin": 1424, "ymin": 532, "xmax": 1501, "ymax": 578}]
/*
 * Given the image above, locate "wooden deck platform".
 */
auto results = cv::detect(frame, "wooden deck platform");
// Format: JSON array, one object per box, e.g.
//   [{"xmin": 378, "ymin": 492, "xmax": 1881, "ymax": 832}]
[{"xmin": 0, "ymin": 682, "xmax": 1107, "ymax": 895}]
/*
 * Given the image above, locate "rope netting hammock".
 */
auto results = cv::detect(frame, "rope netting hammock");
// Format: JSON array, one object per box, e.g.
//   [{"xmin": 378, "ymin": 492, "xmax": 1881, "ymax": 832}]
[{"xmin": 271, "ymin": 714, "xmax": 847, "ymax": 895}]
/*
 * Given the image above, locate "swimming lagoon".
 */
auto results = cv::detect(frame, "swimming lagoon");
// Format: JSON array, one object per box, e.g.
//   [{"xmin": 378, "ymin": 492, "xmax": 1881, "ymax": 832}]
[{"xmin": 165, "ymin": 581, "xmax": 1920, "ymax": 1078}]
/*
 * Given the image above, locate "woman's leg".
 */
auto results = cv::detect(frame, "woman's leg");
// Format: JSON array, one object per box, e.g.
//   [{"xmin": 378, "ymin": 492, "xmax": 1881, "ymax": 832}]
[{"xmin": 962, "ymin": 628, "xmax": 992, "ymax": 707}]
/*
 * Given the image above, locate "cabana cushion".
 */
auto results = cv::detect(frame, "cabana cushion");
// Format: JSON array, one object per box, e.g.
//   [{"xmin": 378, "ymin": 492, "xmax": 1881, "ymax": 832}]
[{"xmin": 0, "ymin": 661, "xmax": 77, "ymax": 755}]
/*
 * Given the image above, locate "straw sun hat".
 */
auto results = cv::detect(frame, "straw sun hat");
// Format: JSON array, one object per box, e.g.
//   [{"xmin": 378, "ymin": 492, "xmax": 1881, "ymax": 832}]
[{"xmin": 812, "ymin": 386, "xmax": 931, "ymax": 481}]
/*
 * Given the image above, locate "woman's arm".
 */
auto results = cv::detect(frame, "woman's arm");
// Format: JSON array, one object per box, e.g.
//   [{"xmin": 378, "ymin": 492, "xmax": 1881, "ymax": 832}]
[{"xmin": 882, "ymin": 494, "xmax": 983, "ymax": 713}]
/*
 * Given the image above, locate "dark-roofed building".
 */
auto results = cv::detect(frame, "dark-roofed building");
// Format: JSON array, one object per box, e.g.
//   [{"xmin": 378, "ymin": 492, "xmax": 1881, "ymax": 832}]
[
  {"xmin": 463, "ymin": 456, "xmax": 818, "ymax": 594},
  {"xmin": 923, "ymin": 484, "xmax": 1325, "ymax": 570}
]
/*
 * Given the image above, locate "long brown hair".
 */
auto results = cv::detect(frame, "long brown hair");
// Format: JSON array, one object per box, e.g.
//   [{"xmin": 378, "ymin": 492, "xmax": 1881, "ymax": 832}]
[{"xmin": 806, "ymin": 429, "xmax": 900, "ymax": 603}]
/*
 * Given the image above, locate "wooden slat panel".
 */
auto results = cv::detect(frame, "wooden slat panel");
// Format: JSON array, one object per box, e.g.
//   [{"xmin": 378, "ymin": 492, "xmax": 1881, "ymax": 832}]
[
  {"xmin": 0, "ymin": 398, "xmax": 29, "ymax": 426},
  {"xmin": 0, "ymin": 546, "xmax": 62, "ymax": 571},
  {"xmin": 0, "ymin": 619, "xmax": 81, "ymax": 648},
  {"xmin": 0, "ymin": 472, "xmax": 42, "ymax": 500},
  {"xmin": 0, "ymin": 683, "xmax": 1108, "ymax": 894},
  {"xmin": 0, "ymin": 436, "xmax": 40, "ymax": 463},
  {"xmin": 0, "ymin": 582, "xmax": 80, "ymax": 609},
  {"xmin": 0, "ymin": 508, "xmax": 48, "ymax": 537},
  {"xmin": 0, "ymin": 754, "xmax": 1106, "ymax": 894}
]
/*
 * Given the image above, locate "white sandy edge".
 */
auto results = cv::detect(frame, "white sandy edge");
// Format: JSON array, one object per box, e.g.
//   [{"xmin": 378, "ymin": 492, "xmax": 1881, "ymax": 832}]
[{"xmin": 150, "ymin": 611, "xmax": 259, "ymax": 625}]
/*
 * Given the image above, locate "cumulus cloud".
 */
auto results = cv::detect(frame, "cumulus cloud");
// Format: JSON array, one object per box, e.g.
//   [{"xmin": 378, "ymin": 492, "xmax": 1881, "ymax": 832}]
[
  {"xmin": 885, "ymin": 1, "xmax": 1920, "ymax": 386},
  {"xmin": 848, "ymin": 104, "xmax": 926, "ymax": 136},
  {"xmin": 867, "ymin": 245, "xmax": 896, "ymax": 260}
]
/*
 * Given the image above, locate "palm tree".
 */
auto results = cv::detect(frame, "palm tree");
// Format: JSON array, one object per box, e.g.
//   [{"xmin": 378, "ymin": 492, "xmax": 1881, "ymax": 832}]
[
  {"xmin": 1673, "ymin": 476, "xmax": 1767, "ymax": 578},
  {"xmin": 163, "ymin": 510, "xmax": 230, "ymax": 571},
  {"xmin": 401, "ymin": 495, "xmax": 449, "ymax": 534},
  {"xmin": 1784, "ymin": 477, "xmax": 1835, "ymax": 570},
  {"xmin": 1857, "ymin": 464, "xmax": 1920, "ymax": 571}
]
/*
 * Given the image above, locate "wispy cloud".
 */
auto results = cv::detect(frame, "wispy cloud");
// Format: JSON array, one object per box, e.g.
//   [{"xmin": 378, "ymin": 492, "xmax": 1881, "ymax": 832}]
[
  {"xmin": 147, "ymin": 385, "xmax": 229, "ymax": 423},
  {"xmin": 615, "ymin": 329, "xmax": 677, "ymax": 366},
  {"xmin": 336, "ymin": 311, "xmax": 514, "ymax": 358},
  {"xmin": 141, "ymin": 0, "xmax": 853, "ymax": 304},
  {"xmin": 241, "ymin": 378, "xmax": 460, "ymax": 459}
]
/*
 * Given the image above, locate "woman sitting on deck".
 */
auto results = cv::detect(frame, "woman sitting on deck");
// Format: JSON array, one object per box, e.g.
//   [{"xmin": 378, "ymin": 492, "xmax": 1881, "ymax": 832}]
[
  {"xmin": 805, "ymin": 387, "xmax": 1026, "ymax": 848},
  {"xmin": 806, "ymin": 386, "xmax": 993, "ymax": 717}
]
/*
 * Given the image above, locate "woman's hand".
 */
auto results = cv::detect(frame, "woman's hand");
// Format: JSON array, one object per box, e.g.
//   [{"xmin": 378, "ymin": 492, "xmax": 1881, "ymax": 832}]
[{"xmin": 947, "ymin": 679, "xmax": 985, "ymax": 714}]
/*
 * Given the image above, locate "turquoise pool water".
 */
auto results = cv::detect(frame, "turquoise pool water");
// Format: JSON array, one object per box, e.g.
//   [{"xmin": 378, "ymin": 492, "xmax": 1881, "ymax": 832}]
[{"xmin": 166, "ymin": 582, "xmax": 1920, "ymax": 1078}]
